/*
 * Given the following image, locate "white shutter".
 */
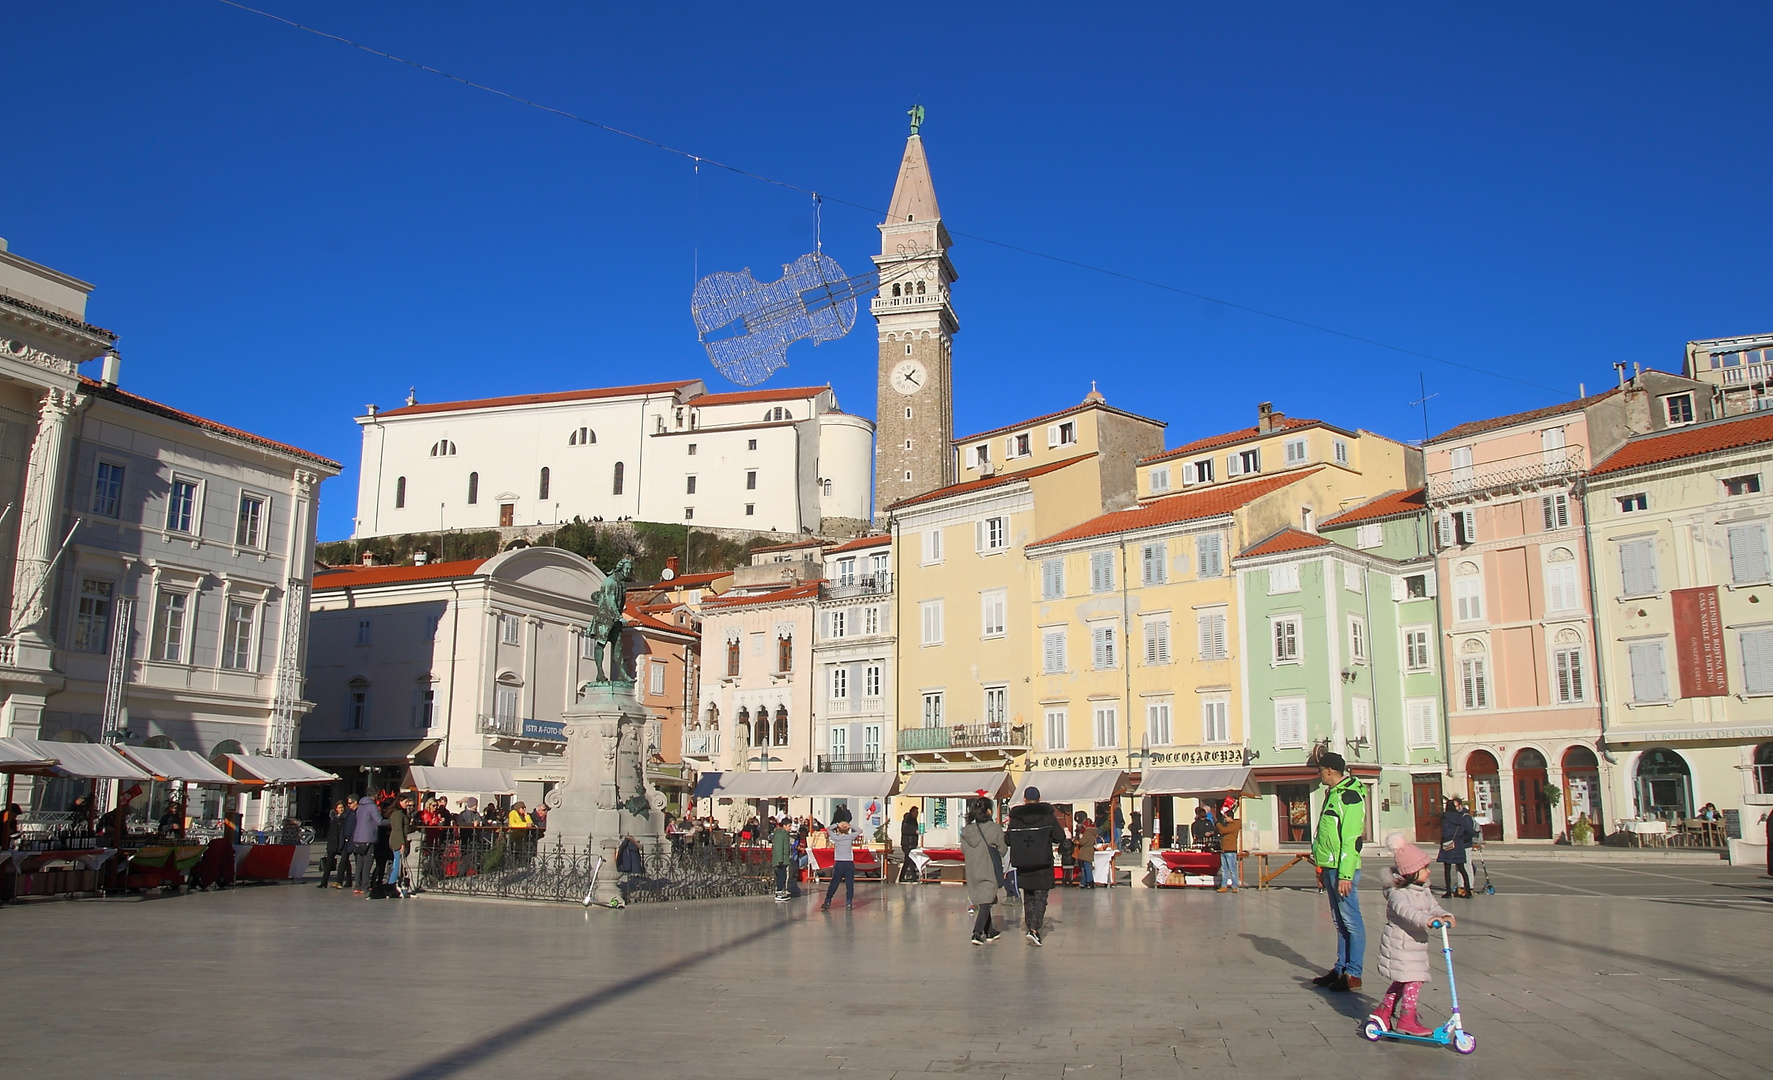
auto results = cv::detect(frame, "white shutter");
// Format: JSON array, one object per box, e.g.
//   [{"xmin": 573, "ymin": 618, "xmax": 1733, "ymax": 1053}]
[
  {"xmin": 1729, "ymin": 524, "xmax": 1770, "ymax": 585},
  {"xmin": 1407, "ymin": 700, "xmax": 1436, "ymax": 747},
  {"xmin": 1620, "ymin": 539, "xmax": 1658, "ymax": 596},
  {"xmin": 1628, "ymin": 642, "xmax": 1667, "ymax": 702},
  {"xmin": 1437, "ymin": 513, "xmax": 1455, "ymax": 548},
  {"xmin": 1459, "ymin": 510, "xmax": 1477, "ymax": 544},
  {"xmin": 1423, "ymin": 569, "xmax": 1438, "ymax": 597},
  {"xmin": 1226, "ymin": 453, "xmax": 1242, "ymax": 477},
  {"xmin": 1741, "ymin": 629, "xmax": 1773, "ymax": 695},
  {"xmin": 974, "ymin": 521, "xmax": 987, "ymax": 553},
  {"xmin": 1005, "ymin": 436, "xmax": 1018, "ymax": 457},
  {"xmin": 1275, "ymin": 701, "xmax": 1304, "ymax": 747},
  {"xmin": 1391, "ymin": 574, "xmax": 1407, "ymax": 602},
  {"xmin": 1144, "ymin": 619, "xmax": 1169, "ymax": 664},
  {"xmin": 1182, "ymin": 462, "xmax": 1197, "ymax": 485},
  {"xmin": 1043, "ymin": 629, "xmax": 1065, "ymax": 673},
  {"xmin": 1047, "ymin": 425, "xmax": 1061, "ymax": 447}
]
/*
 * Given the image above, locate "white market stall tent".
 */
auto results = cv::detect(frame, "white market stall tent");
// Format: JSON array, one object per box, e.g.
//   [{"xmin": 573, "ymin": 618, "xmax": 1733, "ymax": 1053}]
[
  {"xmin": 1136, "ymin": 767, "xmax": 1260, "ymax": 798},
  {"xmin": 221, "ymin": 755, "xmax": 337, "ymax": 786},
  {"xmin": 899, "ymin": 770, "xmax": 1015, "ymax": 800},
  {"xmin": 119, "ymin": 747, "xmax": 237, "ymax": 786},
  {"xmin": 0, "ymin": 737, "xmax": 57, "ymax": 774},
  {"xmin": 10, "ymin": 739, "xmax": 152, "ymax": 781},
  {"xmin": 1011, "ymin": 769, "xmax": 1129, "ymax": 805},
  {"xmin": 405, "ymin": 766, "xmax": 517, "ymax": 796},
  {"xmin": 710, "ymin": 771, "xmax": 801, "ymax": 800},
  {"xmin": 791, "ymin": 772, "xmax": 899, "ymax": 800}
]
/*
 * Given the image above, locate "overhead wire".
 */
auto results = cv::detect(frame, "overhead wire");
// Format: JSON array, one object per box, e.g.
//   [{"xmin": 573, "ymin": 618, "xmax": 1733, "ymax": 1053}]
[{"xmin": 212, "ymin": 0, "xmax": 1563, "ymax": 396}]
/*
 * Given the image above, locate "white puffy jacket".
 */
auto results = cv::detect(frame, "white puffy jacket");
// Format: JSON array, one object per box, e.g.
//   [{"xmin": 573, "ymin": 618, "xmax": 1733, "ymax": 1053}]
[{"xmin": 1376, "ymin": 876, "xmax": 1451, "ymax": 984}]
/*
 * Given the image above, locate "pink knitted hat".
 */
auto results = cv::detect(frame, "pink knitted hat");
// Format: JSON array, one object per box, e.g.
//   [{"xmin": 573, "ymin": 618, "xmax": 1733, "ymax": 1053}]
[{"xmin": 1387, "ymin": 831, "xmax": 1432, "ymax": 876}]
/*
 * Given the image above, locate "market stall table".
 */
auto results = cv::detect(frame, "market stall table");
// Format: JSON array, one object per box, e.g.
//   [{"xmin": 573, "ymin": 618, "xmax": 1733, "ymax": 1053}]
[
  {"xmin": 808, "ymin": 845, "xmax": 886, "ymax": 880},
  {"xmin": 1147, "ymin": 849, "xmax": 1220, "ymax": 887}
]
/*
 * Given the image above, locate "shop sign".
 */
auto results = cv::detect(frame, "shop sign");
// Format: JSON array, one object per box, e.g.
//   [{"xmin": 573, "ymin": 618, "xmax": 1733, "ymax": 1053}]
[
  {"xmin": 1025, "ymin": 752, "xmax": 1125, "ymax": 770},
  {"xmin": 522, "ymin": 718, "xmax": 567, "ymax": 741},
  {"xmin": 1145, "ymin": 746, "xmax": 1245, "ymax": 767},
  {"xmin": 1671, "ymin": 586, "xmax": 1728, "ymax": 697}
]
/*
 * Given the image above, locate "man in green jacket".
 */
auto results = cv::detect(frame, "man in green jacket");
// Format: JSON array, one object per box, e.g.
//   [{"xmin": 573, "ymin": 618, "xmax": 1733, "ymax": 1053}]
[
  {"xmin": 1309, "ymin": 753, "xmax": 1366, "ymax": 992},
  {"xmin": 771, "ymin": 818, "xmax": 793, "ymax": 903}
]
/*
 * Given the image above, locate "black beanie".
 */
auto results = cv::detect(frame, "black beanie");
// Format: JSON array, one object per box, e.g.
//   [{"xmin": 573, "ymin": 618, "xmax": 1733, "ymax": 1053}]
[{"xmin": 1318, "ymin": 751, "xmax": 1347, "ymax": 774}]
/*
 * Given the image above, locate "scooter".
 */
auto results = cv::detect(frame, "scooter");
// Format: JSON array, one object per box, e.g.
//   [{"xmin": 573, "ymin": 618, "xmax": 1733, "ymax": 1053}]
[{"xmin": 1361, "ymin": 920, "xmax": 1476, "ymax": 1054}]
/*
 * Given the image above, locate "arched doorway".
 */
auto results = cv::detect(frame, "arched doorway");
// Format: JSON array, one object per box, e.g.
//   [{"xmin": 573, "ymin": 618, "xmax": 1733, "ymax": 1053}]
[
  {"xmin": 1635, "ymin": 748, "xmax": 1691, "ymax": 821},
  {"xmin": 1513, "ymin": 748, "xmax": 1552, "ymax": 839},
  {"xmin": 1466, "ymin": 750, "xmax": 1503, "ymax": 841},
  {"xmin": 1562, "ymin": 746, "xmax": 1603, "ymax": 839}
]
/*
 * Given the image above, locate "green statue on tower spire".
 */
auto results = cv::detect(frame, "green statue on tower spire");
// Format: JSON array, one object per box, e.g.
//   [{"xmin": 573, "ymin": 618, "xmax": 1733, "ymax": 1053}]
[{"xmin": 908, "ymin": 104, "xmax": 925, "ymax": 136}]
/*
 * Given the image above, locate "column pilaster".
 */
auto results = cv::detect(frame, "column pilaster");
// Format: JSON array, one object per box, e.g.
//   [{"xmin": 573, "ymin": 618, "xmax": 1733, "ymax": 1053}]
[{"xmin": 10, "ymin": 387, "xmax": 85, "ymax": 642}]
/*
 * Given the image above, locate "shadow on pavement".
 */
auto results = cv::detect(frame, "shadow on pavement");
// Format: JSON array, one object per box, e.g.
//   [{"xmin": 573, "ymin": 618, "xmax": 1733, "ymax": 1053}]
[
  {"xmin": 1463, "ymin": 914, "xmax": 1773, "ymax": 995},
  {"xmin": 382, "ymin": 916, "xmax": 794, "ymax": 1080},
  {"xmin": 1240, "ymin": 933, "xmax": 1318, "ymax": 972}
]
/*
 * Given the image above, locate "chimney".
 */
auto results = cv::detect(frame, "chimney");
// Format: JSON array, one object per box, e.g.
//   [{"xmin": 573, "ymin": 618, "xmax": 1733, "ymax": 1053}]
[
  {"xmin": 361, "ymin": 551, "xmax": 377, "ymax": 566},
  {"xmin": 100, "ymin": 350, "xmax": 121, "ymax": 387},
  {"xmin": 1257, "ymin": 402, "xmax": 1274, "ymax": 433},
  {"xmin": 1615, "ymin": 362, "xmax": 1627, "ymax": 389},
  {"xmin": 366, "ymin": 403, "xmax": 379, "ymax": 417},
  {"xmin": 665, "ymin": 556, "xmax": 680, "ymax": 576},
  {"xmin": 413, "ymin": 550, "xmax": 429, "ymax": 566},
  {"xmin": 1632, "ymin": 362, "xmax": 1641, "ymax": 383}
]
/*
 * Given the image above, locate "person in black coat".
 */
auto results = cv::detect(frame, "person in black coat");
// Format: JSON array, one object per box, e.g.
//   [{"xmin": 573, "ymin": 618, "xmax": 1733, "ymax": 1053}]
[
  {"xmin": 1437, "ymin": 797, "xmax": 1479, "ymax": 897},
  {"xmin": 1005, "ymin": 788, "xmax": 1068, "ymax": 946},
  {"xmin": 898, "ymin": 806, "xmax": 921, "ymax": 882},
  {"xmin": 318, "ymin": 799, "xmax": 351, "ymax": 889}
]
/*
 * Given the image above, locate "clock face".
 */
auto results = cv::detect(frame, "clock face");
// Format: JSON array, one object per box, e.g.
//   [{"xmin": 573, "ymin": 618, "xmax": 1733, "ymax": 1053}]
[{"xmin": 890, "ymin": 359, "xmax": 928, "ymax": 396}]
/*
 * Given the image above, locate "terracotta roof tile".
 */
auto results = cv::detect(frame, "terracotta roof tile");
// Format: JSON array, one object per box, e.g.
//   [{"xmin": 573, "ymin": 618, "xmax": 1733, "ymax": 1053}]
[
  {"xmin": 1239, "ymin": 528, "xmax": 1336, "ymax": 558},
  {"xmin": 954, "ymin": 401, "xmax": 1165, "ymax": 445},
  {"xmin": 1027, "ymin": 468, "xmax": 1319, "ymax": 548},
  {"xmin": 1423, "ymin": 388, "xmax": 1619, "ymax": 445},
  {"xmin": 823, "ymin": 534, "xmax": 892, "ymax": 555},
  {"xmin": 690, "ymin": 385, "xmax": 828, "ymax": 407},
  {"xmin": 1143, "ymin": 416, "xmax": 1324, "ymax": 464},
  {"xmin": 313, "ymin": 558, "xmax": 489, "ymax": 589},
  {"xmin": 702, "ymin": 581, "xmax": 823, "ymax": 610},
  {"xmin": 888, "ymin": 453, "xmax": 1099, "ymax": 511},
  {"xmin": 1319, "ymin": 488, "xmax": 1427, "ymax": 528},
  {"xmin": 624, "ymin": 598, "xmax": 697, "ymax": 636},
  {"xmin": 1590, "ymin": 411, "xmax": 1773, "ymax": 476},
  {"xmin": 377, "ymin": 380, "xmax": 697, "ymax": 418},
  {"xmin": 82, "ymin": 378, "xmax": 340, "ymax": 469}
]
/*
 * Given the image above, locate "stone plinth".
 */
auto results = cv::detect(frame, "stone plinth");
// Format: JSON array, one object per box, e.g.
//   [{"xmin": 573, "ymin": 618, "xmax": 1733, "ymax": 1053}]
[{"xmin": 544, "ymin": 682, "xmax": 666, "ymax": 905}]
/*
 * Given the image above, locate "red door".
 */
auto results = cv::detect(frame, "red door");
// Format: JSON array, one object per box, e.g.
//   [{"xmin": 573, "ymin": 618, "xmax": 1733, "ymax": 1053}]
[
  {"xmin": 1412, "ymin": 775, "xmax": 1443, "ymax": 843},
  {"xmin": 1513, "ymin": 749, "xmax": 1552, "ymax": 839}
]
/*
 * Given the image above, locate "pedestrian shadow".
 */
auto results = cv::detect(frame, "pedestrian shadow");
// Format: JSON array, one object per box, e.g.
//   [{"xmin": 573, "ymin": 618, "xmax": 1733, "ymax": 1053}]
[
  {"xmin": 381, "ymin": 917, "xmax": 794, "ymax": 1080},
  {"xmin": 1240, "ymin": 933, "xmax": 1316, "ymax": 972}
]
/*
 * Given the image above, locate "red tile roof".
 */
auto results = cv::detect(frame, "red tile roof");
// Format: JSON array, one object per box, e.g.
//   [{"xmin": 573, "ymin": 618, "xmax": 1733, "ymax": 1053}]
[
  {"xmin": 1143, "ymin": 416, "xmax": 1323, "ymax": 465},
  {"xmin": 1240, "ymin": 528, "xmax": 1335, "ymax": 558},
  {"xmin": 83, "ymin": 378, "xmax": 340, "ymax": 468},
  {"xmin": 314, "ymin": 558, "xmax": 489, "ymax": 589},
  {"xmin": 888, "ymin": 453, "xmax": 1099, "ymax": 511},
  {"xmin": 1028, "ymin": 468, "xmax": 1320, "ymax": 548},
  {"xmin": 823, "ymin": 534, "xmax": 892, "ymax": 555},
  {"xmin": 1589, "ymin": 411, "xmax": 1773, "ymax": 476},
  {"xmin": 954, "ymin": 400, "xmax": 1165, "ymax": 445},
  {"xmin": 376, "ymin": 380, "xmax": 697, "ymax": 418},
  {"xmin": 624, "ymin": 598, "xmax": 697, "ymax": 637},
  {"xmin": 691, "ymin": 386, "xmax": 828, "ymax": 407},
  {"xmin": 1423, "ymin": 387, "xmax": 1619, "ymax": 446},
  {"xmin": 701, "ymin": 581, "xmax": 823, "ymax": 610},
  {"xmin": 1319, "ymin": 488, "xmax": 1427, "ymax": 528}
]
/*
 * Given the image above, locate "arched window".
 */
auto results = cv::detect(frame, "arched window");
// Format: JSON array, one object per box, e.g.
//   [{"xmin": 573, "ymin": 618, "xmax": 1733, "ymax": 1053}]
[
  {"xmin": 570, "ymin": 427, "xmax": 596, "ymax": 446},
  {"xmin": 1563, "ymin": 745, "xmax": 1603, "ymax": 832},
  {"xmin": 772, "ymin": 706, "xmax": 789, "ymax": 746},
  {"xmin": 467, "ymin": 472, "xmax": 479, "ymax": 505},
  {"xmin": 916, "ymin": 280, "xmax": 926, "ymax": 295},
  {"xmin": 891, "ymin": 282, "xmax": 901, "ymax": 297},
  {"xmin": 764, "ymin": 407, "xmax": 791, "ymax": 422},
  {"xmin": 430, "ymin": 440, "xmax": 456, "ymax": 457},
  {"xmin": 143, "ymin": 735, "xmax": 178, "ymax": 749},
  {"xmin": 1635, "ymin": 747, "xmax": 1692, "ymax": 820},
  {"xmin": 754, "ymin": 709, "xmax": 770, "ymax": 747},
  {"xmin": 395, "ymin": 476, "xmax": 407, "ymax": 509},
  {"xmin": 726, "ymin": 638, "xmax": 740, "ymax": 676},
  {"xmin": 612, "ymin": 461, "xmax": 625, "ymax": 496},
  {"xmin": 736, "ymin": 707, "xmax": 750, "ymax": 747},
  {"xmin": 1755, "ymin": 743, "xmax": 1773, "ymax": 796},
  {"xmin": 539, "ymin": 467, "xmax": 551, "ymax": 500},
  {"xmin": 704, "ymin": 703, "xmax": 719, "ymax": 730},
  {"xmin": 208, "ymin": 738, "xmax": 245, "ymax": 765}
]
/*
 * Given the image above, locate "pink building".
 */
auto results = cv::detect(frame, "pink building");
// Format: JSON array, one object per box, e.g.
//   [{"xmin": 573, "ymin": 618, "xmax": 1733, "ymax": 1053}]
[{"xmin": 1423, "ymin": 371, "xmax": 1712, "ymax": 841}]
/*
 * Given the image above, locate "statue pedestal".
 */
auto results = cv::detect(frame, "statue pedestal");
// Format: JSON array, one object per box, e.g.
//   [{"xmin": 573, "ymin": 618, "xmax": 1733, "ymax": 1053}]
[{"xmin": 544, "ymin": 682, "xmax": 665, "ymax": 906}]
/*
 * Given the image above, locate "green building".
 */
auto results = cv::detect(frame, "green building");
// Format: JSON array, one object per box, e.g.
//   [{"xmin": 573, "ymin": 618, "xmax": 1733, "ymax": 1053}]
[{"xmin": 1234, "ymin": 489, "xmax": 1449, "ymax": 852}]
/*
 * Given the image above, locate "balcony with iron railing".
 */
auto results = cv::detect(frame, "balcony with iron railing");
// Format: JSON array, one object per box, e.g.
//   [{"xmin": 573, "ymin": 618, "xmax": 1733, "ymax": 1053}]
[
  {"xmin": 1427, "ymin": 445, "xmax": 1584, "ymax": 501},
  {"xmin": 822, "ymin": 573, "xmax": 892, "ymax": 600},
  {"xmin": 897, "ymin": 722, "xmax": 1032, "ymax": 754},
  {"xmin": 817, "ymin": 753, "xmax": 886, "ymax": 773}
]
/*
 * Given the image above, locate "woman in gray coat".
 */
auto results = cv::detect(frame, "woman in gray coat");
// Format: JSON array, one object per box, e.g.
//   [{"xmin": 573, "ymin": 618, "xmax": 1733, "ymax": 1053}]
[{"xmin": 959, "ymin": 797, "xmax": 1007, "ymax": 945}]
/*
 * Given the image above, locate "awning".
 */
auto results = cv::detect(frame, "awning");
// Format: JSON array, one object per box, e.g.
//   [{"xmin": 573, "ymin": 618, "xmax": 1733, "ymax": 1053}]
[
  {"xmin": 0, "ymin": 737, "xmax": 58, "ymax": 774},
  {"xmin": 10, "ymin": 739, "xmax": 152, "ymax": 781},
  {"xmin": 1137, "ymin": 766, "xmax": 1261, "ymax": 798},
  {"xmin": 792, "ymin": 771, "xmax": 900, "ymax": 800},
  {"xmin": 1013, "ymin": 769, "xmax": 1129, "ymax": 804},
  {"xmin": 691, "ymin": 772, "xmax": 724, "ymax": 799},
  {"xmin": 1252, "ymin": 763, "xmax": 1383, "ymax": 785},
  {"xmin": 297, "ymin": 739, "xmax": 438, "ymax": 767},
  {"xmin": 711, "ymin": 771, "xmax": 800, "ymax": 799},
  {"xmin": 405, "ymin": 766, "xmax": 516, "ymax": 796},
  {"xmin": 900, "ymin": 770, "xmax": 1013, "ymax": 800},
  {"xmin": 119, "ymin": 747, "xmax": 236, "ymax": 785},
  {"xmin": 223, "ymin": 755, "xmax": 337, "ymax": 785}
]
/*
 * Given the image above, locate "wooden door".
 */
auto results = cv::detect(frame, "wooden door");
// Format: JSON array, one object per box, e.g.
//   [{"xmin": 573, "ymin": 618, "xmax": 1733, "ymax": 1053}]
[
  {"xmin": 1277, "ymin": 784, "xmax": 1312, "ymax": 844},
  {"xmin": 1514, "ymin": 767, "xmax": 1552, "ymax": 838},
  {"xmin": 1412, "ymin": 775, "xmax": 1443, "ymax": 842},
  {"xmin": 499, "ymin": 503, "xmax": 515, "ymax": 527}
]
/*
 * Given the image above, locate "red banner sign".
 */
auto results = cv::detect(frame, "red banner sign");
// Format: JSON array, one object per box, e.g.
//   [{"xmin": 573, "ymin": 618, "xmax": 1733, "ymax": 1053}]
[{"xmin": 1671, "ymin": 586, "xmax": 1728, "ymax": 697}]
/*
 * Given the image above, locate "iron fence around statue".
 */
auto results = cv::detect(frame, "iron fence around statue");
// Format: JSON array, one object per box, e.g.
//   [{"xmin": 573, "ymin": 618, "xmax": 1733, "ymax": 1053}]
[{"xmin": 414, "ymin": 827, "xmax": 771, "ymax": 904}]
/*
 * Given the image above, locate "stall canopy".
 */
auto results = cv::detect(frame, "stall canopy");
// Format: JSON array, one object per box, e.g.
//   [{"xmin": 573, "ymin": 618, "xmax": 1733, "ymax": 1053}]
[
  {"xmin": 223, "ymin": 755, "xmax": 337, "ymax": 786},
  {"xmin": 710, "ymin": 771, "xmax": 800, "ymax": 799},
  {"xmin": 119, "ymin": 747, "xmax": 236, "ymax": 785},
  {"xmin": 10, "ymin": 738, "xmax": 151, "ymax": 781},
  {"xmin": 900, "ymin": 770, "xmax": 1014, "ymax": 800},
  {"xmin": 1137, "ymin": 767, "xmax": 1261, "ymax": 798},
  {"xmin": 792, "ymin": 772, "xmax": 900, "ymax": 800},
  {"xmin": 0, "ymin": 737, "xmax": 58, "ymax": 774},
  {"xmin": 405, "ymin": 766, "xmax": 516, "ymax": 796},
  {"xmin": 1012, "ymin": 769, "xmax": 1128, "ymax": 805}
]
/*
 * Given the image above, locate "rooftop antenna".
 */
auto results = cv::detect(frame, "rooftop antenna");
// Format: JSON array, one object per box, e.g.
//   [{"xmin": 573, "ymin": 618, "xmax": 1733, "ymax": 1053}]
[{"xmin": 1408, "ymin": 372, "xmax": 1438, "ymax": 443}]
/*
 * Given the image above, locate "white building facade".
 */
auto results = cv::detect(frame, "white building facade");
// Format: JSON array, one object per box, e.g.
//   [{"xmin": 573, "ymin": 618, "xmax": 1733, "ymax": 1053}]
[
  {"xmin": 352, "ymin": 382, "xmax": 873, "ymax": 538},
  {"xmin": 811, "ymin": 534, "xmax": 896, "ymax": 833}
]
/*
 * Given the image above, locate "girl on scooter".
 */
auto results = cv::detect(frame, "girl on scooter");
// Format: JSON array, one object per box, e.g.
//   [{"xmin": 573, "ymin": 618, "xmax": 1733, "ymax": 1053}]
[{"xmin": 1368, "ymin": 832, "xmax": 1455, "ymax": 1038}]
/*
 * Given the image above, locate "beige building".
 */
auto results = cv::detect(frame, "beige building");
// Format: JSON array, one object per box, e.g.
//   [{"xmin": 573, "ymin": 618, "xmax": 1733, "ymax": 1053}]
[
  {"xmin": 1684, "ymin": 333, "xmax": 1773, "ymax": 417},
  {"xmin": 1585, "ymin": 411, "xmax": 1773, "ymax": 864}
]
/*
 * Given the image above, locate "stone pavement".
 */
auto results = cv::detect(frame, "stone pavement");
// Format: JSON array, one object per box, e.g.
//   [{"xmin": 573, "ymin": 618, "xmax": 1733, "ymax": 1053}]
[{"xmin": 1, "ymin": 862, "xmax": 1769, "ymax": 1080}]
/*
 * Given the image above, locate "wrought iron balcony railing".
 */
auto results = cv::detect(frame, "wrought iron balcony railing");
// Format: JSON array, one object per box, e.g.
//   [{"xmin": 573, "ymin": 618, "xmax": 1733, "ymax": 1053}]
[
  {"xmin": 823, "ymin": 573, "xmax": 892, "ymax": 600},
  {"xmin": 897, "ymin": 722, "xmax": 1031, "ymax": 753},
  {"xmin": 817, "ymin": 753, "xmax": 886, "ymax": 773},
  {"xmin": 1428, "ymin": 445, "xmax": 1584, "ymax": 501}
]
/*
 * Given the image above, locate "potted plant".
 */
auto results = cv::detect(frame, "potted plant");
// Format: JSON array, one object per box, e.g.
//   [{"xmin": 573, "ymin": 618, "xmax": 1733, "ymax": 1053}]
[{"xmin": 1571, "ymin": 815, "xmax": 1595, "ymax": 845}]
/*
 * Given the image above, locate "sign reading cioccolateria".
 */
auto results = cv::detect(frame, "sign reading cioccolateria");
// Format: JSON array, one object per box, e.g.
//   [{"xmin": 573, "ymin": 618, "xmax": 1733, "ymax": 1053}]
[{"xmin": 1144, "ymin": 746, "xmax": 1244, "ymax": 767}]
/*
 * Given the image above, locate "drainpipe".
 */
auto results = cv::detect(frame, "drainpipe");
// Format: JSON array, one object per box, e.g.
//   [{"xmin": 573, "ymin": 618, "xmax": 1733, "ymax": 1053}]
[
  {"xmin": 1359, "ymin": 560, "xmax": 1384, "ymax": 770},
  {"xmin": 1577, "ymin": 471, "xmax": 1618, "ymax": 776}
]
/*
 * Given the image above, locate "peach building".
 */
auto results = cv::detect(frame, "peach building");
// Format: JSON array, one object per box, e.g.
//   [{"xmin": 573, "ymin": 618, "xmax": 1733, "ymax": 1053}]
[{"xmin": 1422, "ymin": 370, "xmax": 1711, "ymax": 841}]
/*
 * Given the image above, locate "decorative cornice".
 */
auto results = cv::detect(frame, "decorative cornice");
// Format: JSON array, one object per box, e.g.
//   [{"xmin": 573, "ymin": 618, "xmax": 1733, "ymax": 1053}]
[{"xmin": 0, "ymin": 335, "xmax": 78, "ymax": 376}]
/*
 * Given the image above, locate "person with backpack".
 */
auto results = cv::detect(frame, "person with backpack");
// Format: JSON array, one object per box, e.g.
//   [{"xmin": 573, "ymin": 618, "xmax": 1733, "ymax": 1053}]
[
  {"xmin": 1005, "ymin": 787, "xmax": 1067, "ymax": 946},
  {"xmin": 1309, "ymin": 753, "xmax": 1367, "ymax": 992},
  {"xmin": 959, "ymin": 797, "xmax": 1007, "ymax": 945}
]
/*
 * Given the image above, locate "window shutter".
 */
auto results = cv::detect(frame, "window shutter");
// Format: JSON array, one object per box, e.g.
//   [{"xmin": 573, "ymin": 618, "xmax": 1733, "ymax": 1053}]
[
  {"xmin": 1181, "ymin": 463, "xmax": 1197, "ymax": 485},
  {"xmin": 1437, "ymin": 513, "xmax": 1454, "ymax": 548},
  {"xmin": 1629, "ymin": 642, "xmax": 1666, "ymax": 701},
  {"xmin": 1729, "ymin": 524, "xmax": 1770, "ymax": 584},
  {"xmin": 1226, "ymin": 453, "xmax": 1241, "ymax": 477},
  {"xmin": 1742, "ymin": 629, "xmax": 1773, "ymax": 695},
  {"xmin": 1621, "ymin": 539, "xmax": 1657, "ymax": 596},
  {"xmin": 1423, "ymin": 569, "xmax": 1438, "ymax": 597},
  {"xmin": 1047, "ymin": 425, "xmax": 1061, "ymax": 447},
  {"xmin": 1459, "ymin": 510, "xmax": 1477, "ymax": 544},
  {"xmin": 1391, "ymin": 574, "xmax": 1407, "ymax": 602},
  {"xmin": 1005, "ymin": 436, "xmax": 1017, "ymax": 457},
  {"xmin": 1044, "ymin": 630, "xmax": 1062, "ymax": 673}
]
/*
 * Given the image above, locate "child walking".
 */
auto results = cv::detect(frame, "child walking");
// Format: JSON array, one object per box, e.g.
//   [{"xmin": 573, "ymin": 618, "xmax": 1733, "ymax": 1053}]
[{"xmin": 1368, "ymin": 832, "xmax": 1454, "ymax": 1038}]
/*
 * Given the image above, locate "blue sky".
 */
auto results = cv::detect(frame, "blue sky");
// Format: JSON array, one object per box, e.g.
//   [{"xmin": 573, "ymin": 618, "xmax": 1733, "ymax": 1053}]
[{"xmin": 7, "ymin": 3, "xmax": 1771, "ymax": 540}]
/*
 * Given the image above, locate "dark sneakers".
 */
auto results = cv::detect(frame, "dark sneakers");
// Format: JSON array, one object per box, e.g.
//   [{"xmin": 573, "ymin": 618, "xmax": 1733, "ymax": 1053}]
[
  {"xmin": 1311, "ymin": 970, "xmax": 1341, "ymax": 987},
  {"xmin": 1331, "ymin": 975, "xmax": 1362, "ymax": 993}
]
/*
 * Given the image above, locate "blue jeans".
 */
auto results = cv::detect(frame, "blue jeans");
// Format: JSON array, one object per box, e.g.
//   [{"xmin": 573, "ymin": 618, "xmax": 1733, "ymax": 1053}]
[
  {"xmin": 1219, "ymin": 851, "xmax": 1240, "ymax": 889},
  {"xmin": 1320, "ymin": 868, "xmax": 1364, "ymax": 977},
  {"xmin": 773, "ymin": 864, "xmax": 788, "ymax": 893},
  {"xmin": 824, "ymin": 860, "xmax": 855, "ymax": 904},
  {"xmin": 1079, "ymin": 858, "xmax": 1095, "ymax": 887}
]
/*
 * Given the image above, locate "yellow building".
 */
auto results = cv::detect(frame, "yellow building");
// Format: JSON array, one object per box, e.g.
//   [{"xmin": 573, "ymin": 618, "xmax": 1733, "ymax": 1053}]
[
  {"xmin": 886, "ymin": 392, "xmax": 1163, "ymax": 842},
  {"xmin": 1585, "ymin": 412, "xmax": 1773, "ymax": 863}
]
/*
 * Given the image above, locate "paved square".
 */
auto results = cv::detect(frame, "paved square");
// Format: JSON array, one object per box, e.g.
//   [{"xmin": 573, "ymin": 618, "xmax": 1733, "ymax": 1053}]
[{"xmin": 2, "ymin": 862, "xmax": 1769, "ymax": 1080}]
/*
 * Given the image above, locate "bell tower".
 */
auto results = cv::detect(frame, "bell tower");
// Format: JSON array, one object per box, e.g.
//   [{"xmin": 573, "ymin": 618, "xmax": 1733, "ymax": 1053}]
[{"xmin": 873, "ymin": 107, "xmax": 958, "ymax": 513}]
